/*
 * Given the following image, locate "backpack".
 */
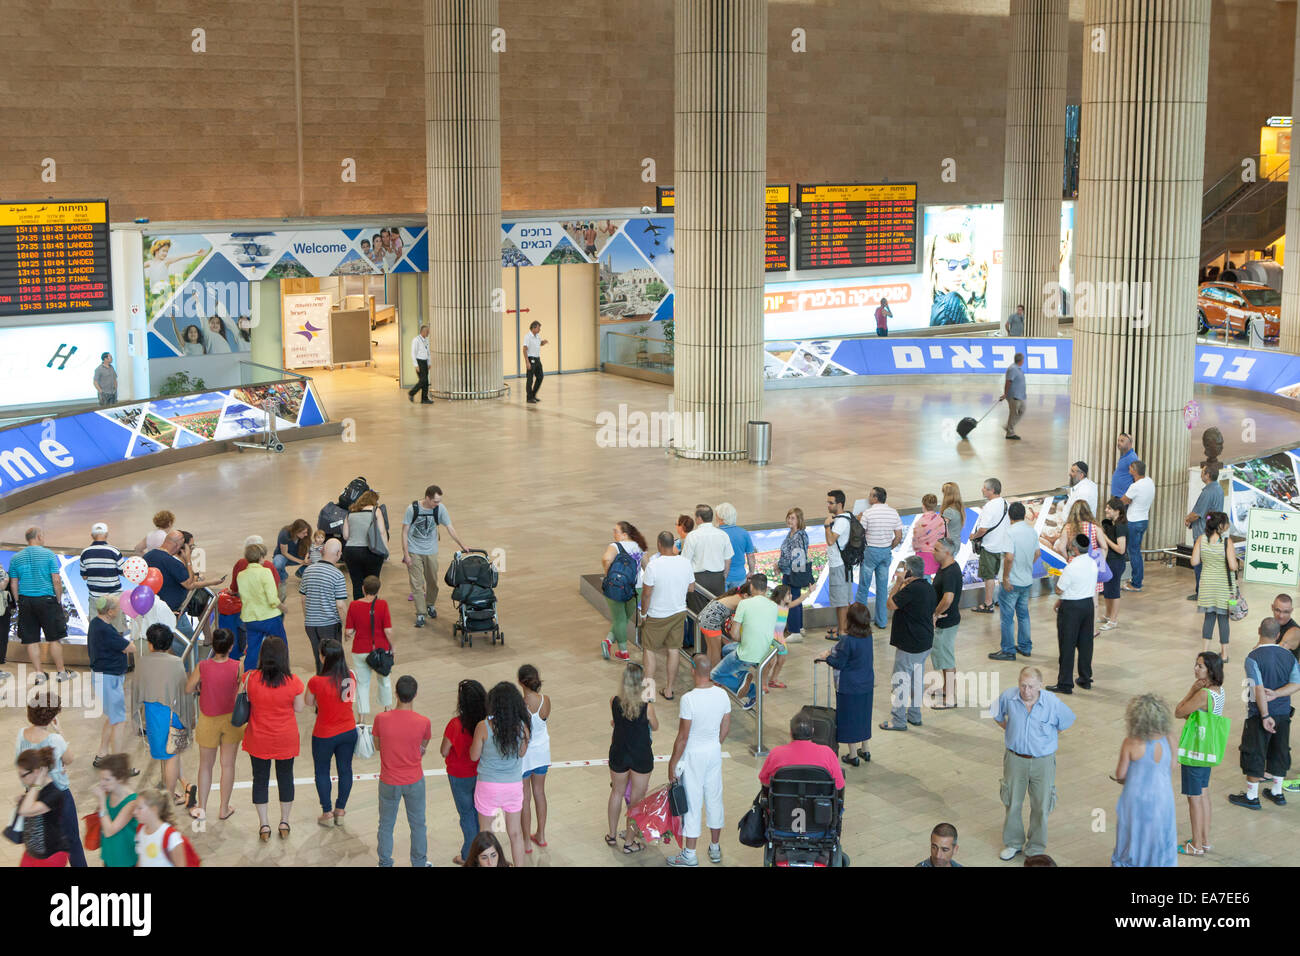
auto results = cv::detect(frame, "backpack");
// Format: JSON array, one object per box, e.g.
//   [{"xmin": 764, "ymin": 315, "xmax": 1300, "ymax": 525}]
[
  {"xmin": 162, "ymin": 825, "xmax": 202, "ymax": 867},
  {"xmin": 835, "ymin": 511, "xmax": 866, "ymax": 569},
  {"xmin": 318, "ymin": 502, "xmax": 348, "ymax": 537},
  {"xmin": 409, "ymin": 501, "xmax": 442, "ymax": 538},
  {"xmin": 602, "ymin": 543, "xmax": 639, "ymax": 603},
  {"xmin": 339, "ymin": 477, "xmax": 369, "ymax": 509}
]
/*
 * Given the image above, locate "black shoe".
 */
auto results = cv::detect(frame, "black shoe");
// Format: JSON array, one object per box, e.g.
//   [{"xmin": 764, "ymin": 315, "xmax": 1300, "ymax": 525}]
[
  {"xmin": 1018, "ymin": 649, "xmax": 1032, "ymax": 657},
  {"xmin": 1228, "ymin": 792, "xmax": 1262, "ymax": 811},
  {"xmin": 988, "ymin": 651, "xmax": 1017, "ymax": 661},
  {"xmin": 841, "ymin": 753, "xmax": 860, "ymax": 767},
  {"xmin": 1186, "ymin": 594, "xmax": 1197, "ymax": 601},
  {"xmin": 527, "ymin": 397, "xmax": 539, "ymax": 404},
  {"xmin": 1006, "ymin": 434, "xmax": 1021, "ymax": 440},
  {"xmin": 1076, "ymin": 680, "xmax": 1093, "ymax": 690},
  {"xmin": 857, "ymin": 749, "xmax": 871, "ymax": 762},
  {"xmin": 1045, "ymin": 684, "xmax": 1073, "ymax": 694},
  {"xmin": 421, "ymin": 399, "xmax": 434, "ymax": 405},
  {"xmin": 906, "ymin": 717, "xmax": 923, "ymax": 727},
  {"xmin": 408, "ymin": 392, "xmax": 415, "ymax": 403},
  {"xmin": 1263, "ymin": 789, "xmax": 1287, "ymax": 807}
]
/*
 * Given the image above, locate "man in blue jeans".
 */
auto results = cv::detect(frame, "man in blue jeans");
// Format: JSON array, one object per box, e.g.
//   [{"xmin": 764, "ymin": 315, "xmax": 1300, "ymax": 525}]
[
  {"xmin": 1121, "ymin": 459, "xmax": 1155, "ymax": 592},
  {"xmin": 711, "ymin": 574, "xmax": 778, "ymax": 710},
  {"xmin": 857, "ymin": 487, "xmax": 903, "ymax": 630},
  {"xmin": 372, "ymin": 674, "xmax": 432, "ymax": 867},
  {"xmin": 990, "ymin": 503, "xmax": 1040, "ymax": 661}
]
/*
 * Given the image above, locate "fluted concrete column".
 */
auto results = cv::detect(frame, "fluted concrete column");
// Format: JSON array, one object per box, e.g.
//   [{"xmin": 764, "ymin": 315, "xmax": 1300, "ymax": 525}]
[
  {"xmin": 1280, "ymin": 9, "xmax": 1300, "ymax": 354},
  {"xmin": 672, "ymin": 0, "xmax": 766, "ymax": 459},
  {"xmin": 1068, "ymin": 0, "xmax": 1209, "ymax": 550},
  {"xmin": 1001, "ymin": 0, "xmax": 1068, "ymax": 338},
  {"xmin": 425, "ymin": 0, "xmax": 504, "ymax": 399}
]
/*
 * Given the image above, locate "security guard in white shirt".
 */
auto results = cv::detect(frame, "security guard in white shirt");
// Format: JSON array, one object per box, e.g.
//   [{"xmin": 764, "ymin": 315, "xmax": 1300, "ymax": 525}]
[
  {"xmin": 1047, "ymin": 534, "xmax": 1099, "ymax": 695},
  {"xmin": 409, "ymin": 324, "xmax": 432, "ymax": 404}
]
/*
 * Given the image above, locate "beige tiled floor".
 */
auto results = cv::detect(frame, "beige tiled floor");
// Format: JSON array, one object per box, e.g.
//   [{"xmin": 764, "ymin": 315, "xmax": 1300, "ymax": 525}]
[{"xmin": 2, "ymin": 368, "xmax": 1298, "ymax": 867}]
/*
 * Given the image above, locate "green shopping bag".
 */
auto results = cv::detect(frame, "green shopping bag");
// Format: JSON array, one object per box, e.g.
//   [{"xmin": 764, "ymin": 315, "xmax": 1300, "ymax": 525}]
[{"xmin": 1177, "ymin": 708, "xmax": 1230, "ymax": 768}]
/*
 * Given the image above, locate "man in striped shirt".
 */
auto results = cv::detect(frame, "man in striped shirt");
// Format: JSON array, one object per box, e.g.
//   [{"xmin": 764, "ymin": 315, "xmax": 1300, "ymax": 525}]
[
  {"xmin": 300, "ymin": 537, "xmax": 348, "ymax": 675},
  {"xmin": 79, "ymin": 522, "xmax": 126, "ymax": 629},
  {"xmin": 856, "ymin": 487, "xmax": 903, "ymax": 630}
]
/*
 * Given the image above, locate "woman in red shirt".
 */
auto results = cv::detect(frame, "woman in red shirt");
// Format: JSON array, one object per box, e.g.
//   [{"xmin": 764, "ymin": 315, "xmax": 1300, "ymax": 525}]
[
  {"xmin": 344, "ymin": 575, "xmax": 393, "ymax": 718},
  {"xmin": 305, "ymin": 639, "xmax": 358, "ymax": 828},
  {"xmin": 241, "ymin": 636, "xmax": 304, "ymax": 841},
  {"xmin": 439, "ymin": 678, "xmax": 486, "ymax": 865}
]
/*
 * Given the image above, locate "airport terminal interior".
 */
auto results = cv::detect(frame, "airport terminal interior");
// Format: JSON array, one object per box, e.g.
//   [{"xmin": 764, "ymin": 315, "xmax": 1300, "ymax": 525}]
[{"xmin": 3, "ymin": 0, "xmax": 1300, "ymax": 875}]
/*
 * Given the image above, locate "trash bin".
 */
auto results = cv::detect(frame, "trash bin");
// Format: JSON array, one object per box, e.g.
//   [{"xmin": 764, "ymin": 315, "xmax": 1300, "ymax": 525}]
[{"xmin": 747, "ymin": 420, "xmax": 772, "ymax": 465}]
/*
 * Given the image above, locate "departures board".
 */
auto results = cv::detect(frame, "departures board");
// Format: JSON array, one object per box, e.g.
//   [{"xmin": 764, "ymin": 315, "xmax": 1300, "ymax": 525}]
[{"xmin": 0, "ymin": 200, "xmax": 112, "ymax": 316}]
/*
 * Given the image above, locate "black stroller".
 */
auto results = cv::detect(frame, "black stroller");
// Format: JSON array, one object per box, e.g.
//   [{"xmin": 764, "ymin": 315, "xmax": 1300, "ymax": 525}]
[
  {"xmin": 443, "ymin": 550, "xmax": 503, "ymax": 647},
  {"xmin": 761, "ymin": 765, "xmax": 847, "ymax": 867}
]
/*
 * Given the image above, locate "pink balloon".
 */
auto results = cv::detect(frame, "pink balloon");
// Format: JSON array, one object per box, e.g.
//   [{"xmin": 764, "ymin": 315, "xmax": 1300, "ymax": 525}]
[
  {"xmin": 118, "ymin": 591, "xmax": 136, "ymax": 618},
  {"xmin": 122, "ymin": 556, "xmax": 148, "ymax": 585},
  {"xmin": 130, "ymin": 585, "xmax": 155, "ymax": 616}
]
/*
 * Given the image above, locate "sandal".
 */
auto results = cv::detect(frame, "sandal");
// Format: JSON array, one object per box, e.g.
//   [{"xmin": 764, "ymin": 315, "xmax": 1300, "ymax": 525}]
[
  {"xmin": 259, "ymin": 825, "xmax": 271, "ymax": 842},
  {"xmin": 1178, "ymin": 841, "xmax": 1205, "ymax": 856},
  {"xmin": 660, "ymin": 690, "xmax": 674, "ymax": 701},
  {"xmin": 767, "ymin": 681, "xmax": 787, "ymax": 689},
  {"xmin": 278, "ymin": 821, "xmax": 291, "ymax": 840},
  {"xmin": 622, "ymin": 838, "xmax": 645, "ymax": 854},
  {"xmin": 604, "ymin": 834, "xmax": 618, "ymax": 847},
  {"xmin": 531, "ymin": 833, "xmax": 547, "ymax": 847},
  {"xmin": 185, "ymin": 785, "xmax": 198, "ymax": 810},
  {"xmin": 972, "ymin": 604, "xmax": 995, "ymax": 613},
  {"xmin": 189, "ymin": 807, "xmax": 206, "ymax": 821},
  {"xmin": 219, "ymin": 807, "xmax": 236, "ymax": 821}
]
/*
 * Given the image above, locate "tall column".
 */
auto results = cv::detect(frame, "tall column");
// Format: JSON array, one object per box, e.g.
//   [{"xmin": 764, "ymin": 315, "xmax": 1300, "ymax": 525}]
[
  {"xmin": 1280, "ymin": 9, "xmax": 1300, "ymax": 354},
  {"xmin": 1068, "ymin": 0, "xmax": 1209, "ymax": 549},
  {"xmin": 673, "ymin": 0, "xmax": 766, "ymax": 459},
  {"xmin": 1001, "ymin": 0, "xmax": 1068, "ymax": 338},
  {"xmin": 425, "ymin": 0, "xmax": 504, "ymax": 399}
]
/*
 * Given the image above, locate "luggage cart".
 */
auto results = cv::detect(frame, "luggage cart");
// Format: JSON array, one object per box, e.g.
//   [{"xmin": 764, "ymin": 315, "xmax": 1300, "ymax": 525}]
[{"xmin": 234, "ymin": 396, "xmax": 286, "ymax": 453}]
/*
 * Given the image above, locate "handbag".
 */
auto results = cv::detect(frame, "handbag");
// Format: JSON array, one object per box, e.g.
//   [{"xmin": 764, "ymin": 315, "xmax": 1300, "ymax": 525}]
[
  {"xmin": 363, "ymin": 602, "xmax": 394, "ymax": 676},
  {"xmin": 1088, "ymin": 525, "xmax": 1112, "ymax": 584},
  {"xmin": 231, "ymin": 675, "xmax": 251, "ymax": 728},
  {"xmin": 737, "ymin": 794, "xmax": 766, "ymax": 847},
  {"xmin": 355, "ymin": 724, "xmax": 375, "ymax": 760},
  {"xmin": 1177, "ymin": 692, "xmax": 1231, "ymax": 767},
  {"xmin": 971, "ymin": 500, "xmax": 1007, "ymax": 555},
  {"xmin": 365, "ymin": 507, "xmax": 389, "ymax": 559},
  {"xmin": 3, "ymin": 807, "xmax": 23, "ymax": 845},
  {"xmin": 1226, "ymin": 541, "xmax": 1248, "ymax": 622},
  {"xmin": 667, "ymin": 775, "xmax": 688, "ymax": 817},
  {"xmin": 165, "ymin": 720, "xmax": 190, "ymax": 756},
  {"xmin": 83, "ymin": 811, "xmax": 102, "ymax": 851}
]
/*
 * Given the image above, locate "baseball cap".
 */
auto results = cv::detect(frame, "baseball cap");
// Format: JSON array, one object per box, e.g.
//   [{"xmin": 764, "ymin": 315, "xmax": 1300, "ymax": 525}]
[{"xmin": 91, "ymin": 522, "xmax": 109, "ymax": 535}]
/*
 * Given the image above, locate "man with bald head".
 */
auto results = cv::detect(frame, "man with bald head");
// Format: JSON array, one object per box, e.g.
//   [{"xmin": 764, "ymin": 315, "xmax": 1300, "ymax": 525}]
[
  {"xmin": 300, "ymin": 537, "xmax": 348, "ymax": 674},
  {"xmin": 7, "ymin": 526, "xmax": 70, "ymax": 683},
  {"xmin": 143, "ymin": 530, "xmax": 224, "ymax": 638},
  {"xmin": 1271, "ymin": 594, "xmax": 1300, "ymax": 661},
  {"xmin": 989, "ymin": 666, "xmax": 1075, "ymax": 862}
]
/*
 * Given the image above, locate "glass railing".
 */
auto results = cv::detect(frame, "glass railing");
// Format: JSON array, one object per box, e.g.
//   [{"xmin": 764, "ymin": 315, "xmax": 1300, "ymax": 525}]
[{"xmin": 603, "ymin": 329, "xmax": 675, "ymax": 373}]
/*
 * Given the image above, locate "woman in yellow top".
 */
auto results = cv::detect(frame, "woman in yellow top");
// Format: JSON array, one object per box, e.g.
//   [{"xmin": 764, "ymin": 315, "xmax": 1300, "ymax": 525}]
[{"xmin": 238, "ymin": 542, "xmax": 287, "ymax": 670}]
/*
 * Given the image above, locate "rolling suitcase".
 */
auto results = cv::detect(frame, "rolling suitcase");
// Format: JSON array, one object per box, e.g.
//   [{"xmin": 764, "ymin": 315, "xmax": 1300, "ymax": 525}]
[{"xmin": 798, "ymin": 659, "xmax": 838, "ymax": 749}]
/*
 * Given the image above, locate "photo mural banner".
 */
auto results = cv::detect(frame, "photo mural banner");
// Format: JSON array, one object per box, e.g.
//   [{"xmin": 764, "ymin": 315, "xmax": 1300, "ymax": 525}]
[
  {"xmin": 141, "ymin": 226, "xmax": 429, "ymax": 360},
  {"xmin": 0, "ymin": 380, "xmax": 327, "ymax": 496}
]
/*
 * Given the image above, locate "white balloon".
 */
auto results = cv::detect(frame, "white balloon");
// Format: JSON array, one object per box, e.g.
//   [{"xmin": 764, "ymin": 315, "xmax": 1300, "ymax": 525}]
[{"xmin": 122, "ymin": 556, "xmax": 149, "ymax": 585}]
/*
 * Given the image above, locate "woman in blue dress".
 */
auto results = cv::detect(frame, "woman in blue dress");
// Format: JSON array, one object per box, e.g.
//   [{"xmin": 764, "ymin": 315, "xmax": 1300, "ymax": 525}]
[
  {"xmin": 1111, "ymin": 693, "xmax": 1178, "ymax": 867},
  {"xmin": 815, "ymin": 602, "xmax": 874, "ymax": 768}
]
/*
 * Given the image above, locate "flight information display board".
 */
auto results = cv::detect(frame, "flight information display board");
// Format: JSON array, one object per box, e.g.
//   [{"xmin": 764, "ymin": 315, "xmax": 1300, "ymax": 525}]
[
  {"xmin": 795, "ymin": 183, "xmax": 917, "ymax": 270},
  {"xmin": 0, "ymin": 200, "xmax": 112, "ymax": 316},
  {"xmin": 656, "ymin": 186, "xmax": 675, "ymax": 213},
  {"xmin": 765, "ymin": 184, "xmax": 791, "ymax": 273}
]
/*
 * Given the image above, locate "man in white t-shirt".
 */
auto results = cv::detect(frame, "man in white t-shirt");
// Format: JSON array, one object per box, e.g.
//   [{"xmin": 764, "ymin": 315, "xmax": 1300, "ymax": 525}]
[
  {"xmin": 970, "ymin": 478, "xmax": 1011, "ymax": 613},
  {"xmin": 408, "ymin": 325, "xmax": 432, "ymax": 404},
  {"xmin": 666, "ymin": 654, "xmax": 731, "ymax": 867},
  {"xmin": 1120, "ymin": 459, "xmax": 1155, "ymax": 592},
  {"xmin": 639, "ymin": 531, "xmax": 696, "ymax": 701},
  {"xmin": 824, "ymin": 490, "xmax": 854, "ymax": 639},
  {"xmin": 682, "ymin": 504, "xmax": 733, "ymax": 646},
  {"xmin": 523, "ymin": 320, "xmax": 547, "ymax": 404},
  {"xmin": 1065, "ymin": 461, "xmax": 1098, "ymax": 520},
  {"xmin": 1047, "ymin": 535, "xmax": 1100, "ymax": 694}
]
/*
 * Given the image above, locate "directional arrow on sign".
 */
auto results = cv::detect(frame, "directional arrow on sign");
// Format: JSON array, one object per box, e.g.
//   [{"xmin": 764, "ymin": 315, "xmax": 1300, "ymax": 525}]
[{"xmin": 1250, "ymin": 559, "xmax": 1279, "ymax": 570}]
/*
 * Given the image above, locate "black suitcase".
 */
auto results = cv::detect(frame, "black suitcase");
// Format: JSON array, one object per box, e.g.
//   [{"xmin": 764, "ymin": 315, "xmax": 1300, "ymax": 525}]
[
  {"xmin": 797, "ymin": 659, "xmax": 837, "ymax": 749},
  {"xmin": 956, "ymin": 416, "xmax": 978, "ymax": 439}
]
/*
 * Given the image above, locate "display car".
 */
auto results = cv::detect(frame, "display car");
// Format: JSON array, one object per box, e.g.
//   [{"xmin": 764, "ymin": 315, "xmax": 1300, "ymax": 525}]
[{"xmin": 1197, "ymin": 281, "xmax": 1280, "ymax": 340}]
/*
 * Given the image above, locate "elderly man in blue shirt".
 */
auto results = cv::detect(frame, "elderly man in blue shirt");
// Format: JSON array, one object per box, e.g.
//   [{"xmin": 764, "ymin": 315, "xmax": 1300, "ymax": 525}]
[
  {"xmin": 989, "ymin": 666, "xmax": 1075, "ymax": 862},
  {"xmin": 1110, "ymin": 432, "xmax": 1138, "ymax": 497}
]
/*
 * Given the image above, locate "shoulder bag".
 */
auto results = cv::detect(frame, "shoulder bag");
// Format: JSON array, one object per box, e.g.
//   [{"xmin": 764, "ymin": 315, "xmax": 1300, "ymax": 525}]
[
  {"xmin": 364, "ymin": 601, "xmax": 395, "ymax": 676},
  {"xmin": 1226, "ymin": 540, "xmax": 1248, "ymax": 622},
  {"xmin": 1088, "ymin": 524, "xmax": 1112, "ymax": 584},
  {"xmin": 784, "ymin": 530, "xmax": 815, "ymax": 589},
  {"xmin": 1178, "ymin": 690, "xmax": 1231, "ymax": 767},
  {"xmin": 737, "ymin": 792, "xmax": 766, "ymax": 847},
  {"xmin": 230, "ymin": 674, "xmax": 251, "ymax": 727},
  {"xmin": 365, "ymin": 507, "xmax": 390, "ymax": 559}
]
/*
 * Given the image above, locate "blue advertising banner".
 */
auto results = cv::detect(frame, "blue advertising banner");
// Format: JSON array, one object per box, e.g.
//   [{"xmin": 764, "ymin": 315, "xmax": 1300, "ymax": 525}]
[{"xmin": 0, "ymin": 381, "xmax": 326, "ymax": 496}]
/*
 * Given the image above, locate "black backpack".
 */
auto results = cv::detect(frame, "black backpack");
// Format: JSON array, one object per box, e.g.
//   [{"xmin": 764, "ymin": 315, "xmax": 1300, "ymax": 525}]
[
  {"xmin": 409, "ymin": 501, "xmax": 442, "ymax": 537},
  {"xmin": 835, "ymin": 511, "xmax": 866, "ymax": 569},
  {"xmin": 339, "ymin": 477, "xmax": 369, "ymax": 509}
]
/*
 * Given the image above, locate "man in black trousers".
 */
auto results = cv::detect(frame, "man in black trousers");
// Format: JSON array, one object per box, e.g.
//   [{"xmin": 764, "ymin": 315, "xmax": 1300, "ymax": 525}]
[
  {"xmin": 1047, "ymin": 534, "xmax": 1099, "ymax": 694},
  {"xmin": 409, "ymin": 324, "xmax": 432, "ymax": 404},
  {"xmin": 523, "ymin": 320, "xmax": 547, "ymax": 403}
]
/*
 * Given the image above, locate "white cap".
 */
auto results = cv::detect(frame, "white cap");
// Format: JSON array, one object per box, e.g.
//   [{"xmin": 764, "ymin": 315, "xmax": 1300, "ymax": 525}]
[
  {"xmin": 91, "ymin": 522, "xmax": 109, "ymax": 536},
  {"xmin": 243, "ymin": 534, "xmax": 264, "ymax": 547}
]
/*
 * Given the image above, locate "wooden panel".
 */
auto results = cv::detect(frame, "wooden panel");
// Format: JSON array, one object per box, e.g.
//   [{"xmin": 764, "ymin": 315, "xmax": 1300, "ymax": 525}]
[
  {"xmin": 558, "ymin": 263, "xmax": 598, "ymax": 371},
  {"xmin": 502, "ymin": 266, "xmax": 519, "ymax": 379},
  {"xmin": 516, "ymin": 264, "xmax": 558, "ymax": 376}
]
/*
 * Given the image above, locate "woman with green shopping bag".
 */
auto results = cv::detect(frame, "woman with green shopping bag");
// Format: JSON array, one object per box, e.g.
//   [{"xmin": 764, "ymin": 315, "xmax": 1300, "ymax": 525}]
[{"xmin": 1174, "ymin": 652, "xmax": 1227, "ymax": 856}]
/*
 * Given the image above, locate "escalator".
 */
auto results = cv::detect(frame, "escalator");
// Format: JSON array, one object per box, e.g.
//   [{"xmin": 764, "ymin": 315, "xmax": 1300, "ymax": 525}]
[{"xmin": 1201, "ymin": 154, "xmax": 1288, "ymax": 265}]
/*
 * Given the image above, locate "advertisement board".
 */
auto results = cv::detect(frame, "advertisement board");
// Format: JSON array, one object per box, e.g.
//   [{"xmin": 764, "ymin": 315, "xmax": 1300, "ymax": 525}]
[
  {"xmin": 282, "ymin": 293, "xmax": 333, "ymax": 369},
  {"xmin": 0, "ymin": 322, "xmax": 116, "ymax": 406}
]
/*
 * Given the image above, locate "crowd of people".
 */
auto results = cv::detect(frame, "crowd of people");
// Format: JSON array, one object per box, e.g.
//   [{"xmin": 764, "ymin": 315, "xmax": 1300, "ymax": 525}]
[{"xmin": 2, "ymin": 429, "xmax": 1298, "ymax": 868}]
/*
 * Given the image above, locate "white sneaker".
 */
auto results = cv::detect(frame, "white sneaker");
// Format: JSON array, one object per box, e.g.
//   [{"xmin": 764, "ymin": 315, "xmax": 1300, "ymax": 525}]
[
  {"xmin": 708, "ymin": 843, "xmax": 722, "ymax": 864},
  {"xmin": 1099, "ymin": 621, "xmax": 1118, "ymax": 631},
  {"xmin": 0, "ymin": 671, "xmax": 11, "ymax": 683},
  {"xmin": 784, "ymin": 631, "xmax": 804, "ymax": 644},
  {"xmin": 666, "ymin": 850, "xmax": 698, "ymax": 867},
  {"xmin": 999, "ymin": 846, "xmax": 1021, "ymax": 861},
  {"xmin": 55, "ymin": 670, "xmax": 74, "ymax": 682}
]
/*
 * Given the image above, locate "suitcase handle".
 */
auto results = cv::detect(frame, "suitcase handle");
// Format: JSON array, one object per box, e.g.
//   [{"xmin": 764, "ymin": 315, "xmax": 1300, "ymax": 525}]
[{"xmin": 813, "ymin": 657, "xmax": 835, "ymax": 708}]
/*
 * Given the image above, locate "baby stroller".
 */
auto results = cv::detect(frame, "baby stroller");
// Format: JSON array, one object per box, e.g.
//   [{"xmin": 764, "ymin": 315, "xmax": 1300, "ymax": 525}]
[
  {"xmin": 761, "ymin": 765, "xmax": 847, "ymax": 867},
  {"xmin": 444, "ymin": 549, "xmax": 503, "ymax": 647}
]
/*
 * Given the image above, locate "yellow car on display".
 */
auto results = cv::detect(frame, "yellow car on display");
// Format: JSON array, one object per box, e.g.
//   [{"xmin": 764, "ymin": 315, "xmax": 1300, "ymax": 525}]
[{"xmin": 1196, "ymin": 281, "xmax": 1281, "ymax": 341}]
